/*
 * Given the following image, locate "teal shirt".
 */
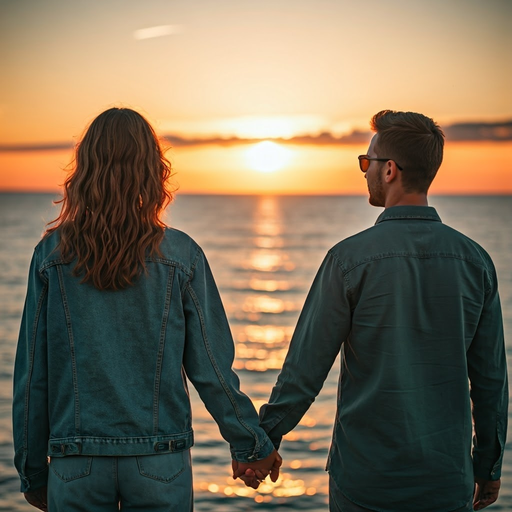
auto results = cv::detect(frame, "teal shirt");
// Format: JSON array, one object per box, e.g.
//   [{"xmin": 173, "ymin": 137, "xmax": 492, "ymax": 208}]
[{"xmin": 260, "ymin": 206, "xmax": 508, "ymax": 512}]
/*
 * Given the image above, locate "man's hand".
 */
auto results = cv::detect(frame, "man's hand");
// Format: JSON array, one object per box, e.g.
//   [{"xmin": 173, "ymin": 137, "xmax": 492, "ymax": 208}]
[
  {"xmin": 473, "ymin": 478, "xmax": 501, "ymax": 510},
  {"xmin": 24, "ymin": 486, "xmax": 48, "ymax": 511},
  {"xmin": 232, "ymin": 449, "xmax": 282, "ymax": 489}
]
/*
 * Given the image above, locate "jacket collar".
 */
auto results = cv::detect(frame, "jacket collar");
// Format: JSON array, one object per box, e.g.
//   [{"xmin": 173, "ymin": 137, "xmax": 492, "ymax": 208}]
[{"xmin": 375, "ymin": 205, "xmax": 442, "ymax": 225}]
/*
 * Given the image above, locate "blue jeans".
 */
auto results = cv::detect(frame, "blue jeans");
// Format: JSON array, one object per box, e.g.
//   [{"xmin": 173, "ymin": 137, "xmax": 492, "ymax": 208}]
[{"xmin": 47, "ymin": 450, "xmax": 193, "ymax": 511}]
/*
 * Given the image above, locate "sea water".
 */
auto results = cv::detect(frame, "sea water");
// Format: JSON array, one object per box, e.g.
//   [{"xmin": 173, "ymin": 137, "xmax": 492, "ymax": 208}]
[{"xmin": 1, "ymin": 193, "xmax": 511, "ymax": 511}]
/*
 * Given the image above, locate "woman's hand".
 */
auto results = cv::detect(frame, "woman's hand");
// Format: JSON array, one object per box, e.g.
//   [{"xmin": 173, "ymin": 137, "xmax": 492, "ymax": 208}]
[{"xmin": 232, "ymin": 449, "xmax": 282, "ymax": 488}]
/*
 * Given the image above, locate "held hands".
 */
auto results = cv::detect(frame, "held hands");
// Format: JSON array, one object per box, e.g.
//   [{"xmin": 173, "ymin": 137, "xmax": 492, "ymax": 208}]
[
  {"xmin": 473, "ymin": 478, "xmax": 501, "ymax": 510},
  {"xmin": 232, "ymin": 449, "xmax": 282, "ymax": 489},
  {"xmin": 24, "ymin": 487, "xmax": 48, "ymax": 511}
]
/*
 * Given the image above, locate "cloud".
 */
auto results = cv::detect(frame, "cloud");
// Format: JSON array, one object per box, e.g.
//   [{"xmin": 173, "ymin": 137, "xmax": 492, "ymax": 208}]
[
  {"xmin": 0, "ymin": 142, "xmax": 74, "ymax": 152},
  {"xmin": 133, "ymin": 25, "xmax": 183, "ymax": 41},
  {"xmin": 444, "ymin": 121, "xmax": 512, "ymax": 142},
  {"xmin": 2, "ymin": 121, "xmax": 511, "ymax": 153},
  {"xmin": 161, "ymin": 121, "xmax": 512, "ymax": 147}
]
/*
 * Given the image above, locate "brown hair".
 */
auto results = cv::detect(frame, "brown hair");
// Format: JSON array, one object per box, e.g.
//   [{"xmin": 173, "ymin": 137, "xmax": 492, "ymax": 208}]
[
  {"xmin": 370, "ymin": 110, "xmax": 445, "ymax": 193},
  {"xmin": 46, "ymin": 107, "xmax": 174, "ymax": 290}
]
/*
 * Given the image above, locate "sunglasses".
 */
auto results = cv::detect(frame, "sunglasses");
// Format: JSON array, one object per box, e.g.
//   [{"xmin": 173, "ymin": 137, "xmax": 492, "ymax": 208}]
[{"xmin": 358, "ymin": 155, "xmax": 403, "ymax": 172}]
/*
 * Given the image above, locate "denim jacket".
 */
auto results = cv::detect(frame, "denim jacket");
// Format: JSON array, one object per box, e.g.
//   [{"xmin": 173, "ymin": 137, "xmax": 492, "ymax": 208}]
[{"xmin": 13, "ymin": 228, "xmax": 273, "ymax": 492}]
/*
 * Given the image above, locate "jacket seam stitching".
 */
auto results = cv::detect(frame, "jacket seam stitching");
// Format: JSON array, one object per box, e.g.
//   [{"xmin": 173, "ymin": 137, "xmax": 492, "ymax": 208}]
[
  {"xmin": 56, "ymin": 266, "xmax": 81, "ymax": 434},
  {"xmin": 153, "ymin": 266, "xmax": 174, "ymax": 434},
  {"xmin": 41, "ymin": 258, "xmax": 193, "ymax": 277},
  {"xmin": 189, "ymin": 247, "xmax": 202, "ymax": 275},
  {"xmin": 49, "ymin": 431, "xmax": 194, "ymax": 441},
  {"xmin": 182, "ymin": 247, "xmax": 202, "ymax": 297}
]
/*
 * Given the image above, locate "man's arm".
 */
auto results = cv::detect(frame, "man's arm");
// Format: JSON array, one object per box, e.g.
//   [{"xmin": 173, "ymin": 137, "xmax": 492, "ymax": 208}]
[
  {"xmin": 259, "ymin": 250, "xmax": 352, "ymax": 447},
  {"xmin": 467, "ymin": 263, "xmax": 508, "ymax": 495}
]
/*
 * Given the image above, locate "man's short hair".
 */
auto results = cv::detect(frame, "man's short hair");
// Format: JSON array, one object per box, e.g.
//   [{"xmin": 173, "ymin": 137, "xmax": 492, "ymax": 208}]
[{"xmin": 371, "ymin": 110, "xmax": 445, "ymax": 193}]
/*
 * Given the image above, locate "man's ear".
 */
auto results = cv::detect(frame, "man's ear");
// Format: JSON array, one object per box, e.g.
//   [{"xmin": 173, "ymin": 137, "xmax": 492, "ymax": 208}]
[{"xmin": 384, "ymin": 161, "xmax": 399, "ymax": 183}]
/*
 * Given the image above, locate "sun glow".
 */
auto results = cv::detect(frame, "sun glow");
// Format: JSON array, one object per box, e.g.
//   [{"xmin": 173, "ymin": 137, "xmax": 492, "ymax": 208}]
[{"xmin": 245, "ymin": 141, "xmax": 292, "ymax": 173}]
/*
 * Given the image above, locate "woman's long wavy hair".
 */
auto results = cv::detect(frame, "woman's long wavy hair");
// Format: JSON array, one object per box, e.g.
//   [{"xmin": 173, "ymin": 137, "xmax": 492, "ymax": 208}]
[{"xmin": 46, "ymin": 107, "xmax": 174, "ymax": 290}]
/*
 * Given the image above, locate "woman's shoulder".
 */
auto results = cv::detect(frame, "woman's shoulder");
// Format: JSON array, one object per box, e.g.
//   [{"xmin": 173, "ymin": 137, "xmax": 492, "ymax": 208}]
[
  {"xmin": 162, "ymin": 227, "xmax": 199, "ymax": 248},
  {"xmin": 35, "ymin": 229, "xmax": 61, "ymax": 261},
  {"xmin": 158, "ymin": 227, "xmax": 204, "ymax": 268}
]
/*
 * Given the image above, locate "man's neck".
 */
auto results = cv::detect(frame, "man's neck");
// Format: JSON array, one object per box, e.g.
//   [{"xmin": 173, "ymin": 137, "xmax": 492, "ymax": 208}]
[{"xmin": 384, "ymin": 193, "xmax": 429, "ymax": 208}]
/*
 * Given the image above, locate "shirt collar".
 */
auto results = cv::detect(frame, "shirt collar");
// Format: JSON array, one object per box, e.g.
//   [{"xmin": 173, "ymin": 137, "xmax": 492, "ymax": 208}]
[{"xmin": 375, "ymin": 205, "xmax": 442, "ymax": 225}]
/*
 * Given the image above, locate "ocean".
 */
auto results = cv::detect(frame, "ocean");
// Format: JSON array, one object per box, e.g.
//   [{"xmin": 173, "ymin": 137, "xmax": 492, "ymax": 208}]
[{"xmin": 0, "ymin": 193, "xmax": 511, "ymax": 511}]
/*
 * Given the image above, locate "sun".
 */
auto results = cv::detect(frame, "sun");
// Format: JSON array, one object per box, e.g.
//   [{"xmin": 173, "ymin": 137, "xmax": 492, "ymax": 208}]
[{"xmin": 245, "ymin": 141, "xmax": 291, "ymax": 173}]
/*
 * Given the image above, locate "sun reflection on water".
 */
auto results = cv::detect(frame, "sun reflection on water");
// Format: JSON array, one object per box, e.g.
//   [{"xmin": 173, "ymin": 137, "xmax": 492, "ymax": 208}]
[
  {"xmin": 194, "ymin": 196, "xmax": 333, "ymax": 505},
  {"xmin": 233, "ymin": 347, "xmax": 288, "ymax": 371},
  {"xmin": 254, "ymin": 236, "xmax": 284, "ymax": 248},
  {"xmin": 246, "ymin": 251, "xmax": 295, "ymax": 272},
  {"xmin": 198, "ymin": 471, "xmax": 327, "ymax": 503},
  {"xmin": 242, "ymin": 295, "xmax": 296, "ymax": 314},
  {"xmin": 249, "ymin": 278, "xmax": 292, "ymax": 291},
  {"xmin": 238, "ymin": 325, "xmax": 293, "ymax": 344}
]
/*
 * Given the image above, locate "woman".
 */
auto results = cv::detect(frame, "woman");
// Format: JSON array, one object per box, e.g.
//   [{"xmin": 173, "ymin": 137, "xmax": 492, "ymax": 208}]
[{"xmin": 12, "ymin": 107, "xmax": 280, "ymax": 511}]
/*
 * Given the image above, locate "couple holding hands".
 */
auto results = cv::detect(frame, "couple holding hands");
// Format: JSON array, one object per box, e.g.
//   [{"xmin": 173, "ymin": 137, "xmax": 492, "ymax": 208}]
[{"xmin": 13, "ymin": 107, "xmax": 507, "ymax": 512}]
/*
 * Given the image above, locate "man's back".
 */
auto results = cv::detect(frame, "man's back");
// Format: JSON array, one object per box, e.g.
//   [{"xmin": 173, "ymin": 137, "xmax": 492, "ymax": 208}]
[
  {"xmin": 260, "ymin": 205, "xmax": 507, "ymax": 511},
  {"xmin": 257, "ymin": 111, "xmax": 507, "ymax": 511},
  {"xmin": 327, "ymin": 205, "xmax": 506, "ymax": 510}
]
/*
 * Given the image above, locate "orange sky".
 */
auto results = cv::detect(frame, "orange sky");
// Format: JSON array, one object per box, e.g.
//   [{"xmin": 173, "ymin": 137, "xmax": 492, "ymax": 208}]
[
  {"xmin": 1, "ymin": 141, "xmax": 511, "ymax": 195},
  {"xmin": 1, "ymin": 0, "xmax": 511, "ymax": 194}
]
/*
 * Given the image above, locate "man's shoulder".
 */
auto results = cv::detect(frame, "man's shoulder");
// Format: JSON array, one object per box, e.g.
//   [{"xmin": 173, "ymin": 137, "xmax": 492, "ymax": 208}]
[
  {"xmin": 432, "ymin": 222, "xmax": 496, "ymax": 267},
  {"xmin": 327, "ymin": 225, "xmax": 381, "ymax": 270},
  {"xmin": 329, "ymin": 223, "xmax": 383, "ymax": 254},
  {"xmin": 328, "ymin": 219, "xmax": 495, "ymax": 273}
]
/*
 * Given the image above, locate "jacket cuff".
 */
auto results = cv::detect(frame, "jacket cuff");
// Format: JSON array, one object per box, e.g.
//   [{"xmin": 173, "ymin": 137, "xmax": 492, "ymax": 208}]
[
  {"xmin": 19, "ymin": 466, "xmax": 48, "ymax": 493},
  {"xmin": 230, "ymin": 435, "xmax": 274, "ymax": 462}
]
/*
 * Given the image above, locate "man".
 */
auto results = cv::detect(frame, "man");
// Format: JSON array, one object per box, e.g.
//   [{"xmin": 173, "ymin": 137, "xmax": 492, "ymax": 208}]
[{"xmin": 242, "ymin": 111, "xmax": 508, "ymax": 511}]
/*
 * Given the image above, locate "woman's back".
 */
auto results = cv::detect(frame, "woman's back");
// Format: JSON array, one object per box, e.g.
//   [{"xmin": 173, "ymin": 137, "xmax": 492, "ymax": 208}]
[
  {"xmin": 13, "ymin": 108, "xmax": 278, "ymax": 511},
  {"xmin": 36, "ymin": 228, "xmax": 198, "ymax": 445}
]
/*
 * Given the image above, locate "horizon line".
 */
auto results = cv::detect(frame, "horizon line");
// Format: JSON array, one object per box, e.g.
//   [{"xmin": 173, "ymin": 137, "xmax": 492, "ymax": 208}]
[{"xmin": 1, "ymin": 190, "xmax": 511, "ymax": 197}]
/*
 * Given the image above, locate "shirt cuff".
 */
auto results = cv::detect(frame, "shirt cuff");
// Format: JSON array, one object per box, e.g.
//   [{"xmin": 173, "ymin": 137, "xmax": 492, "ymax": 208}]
[{"xmin": 473, "ymin": 455, "xmax": 502, "ymax": 481}]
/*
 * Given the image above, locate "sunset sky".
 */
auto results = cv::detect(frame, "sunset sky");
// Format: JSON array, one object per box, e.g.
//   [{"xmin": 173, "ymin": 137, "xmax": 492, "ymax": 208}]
[{"xmin": 1, "ymin": 0, "xmax": 511, "ymax": 194}]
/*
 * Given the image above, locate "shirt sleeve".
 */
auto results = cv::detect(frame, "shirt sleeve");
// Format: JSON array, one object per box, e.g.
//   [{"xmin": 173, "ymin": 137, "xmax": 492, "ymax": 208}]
[
  {"xmin": 259, "ymin": 250, "xmax": 351, "ymax": 448},
  {"xmin": 12, "ymin": 248, "xmax": 50, "ymax": 492},
  {"xmin": 467, "ymin": 262, "xmax": 508, "ymax": 480},
  {"xmin": 182, "ymin": 246, "xmax": 274, "ymax": 462}
]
